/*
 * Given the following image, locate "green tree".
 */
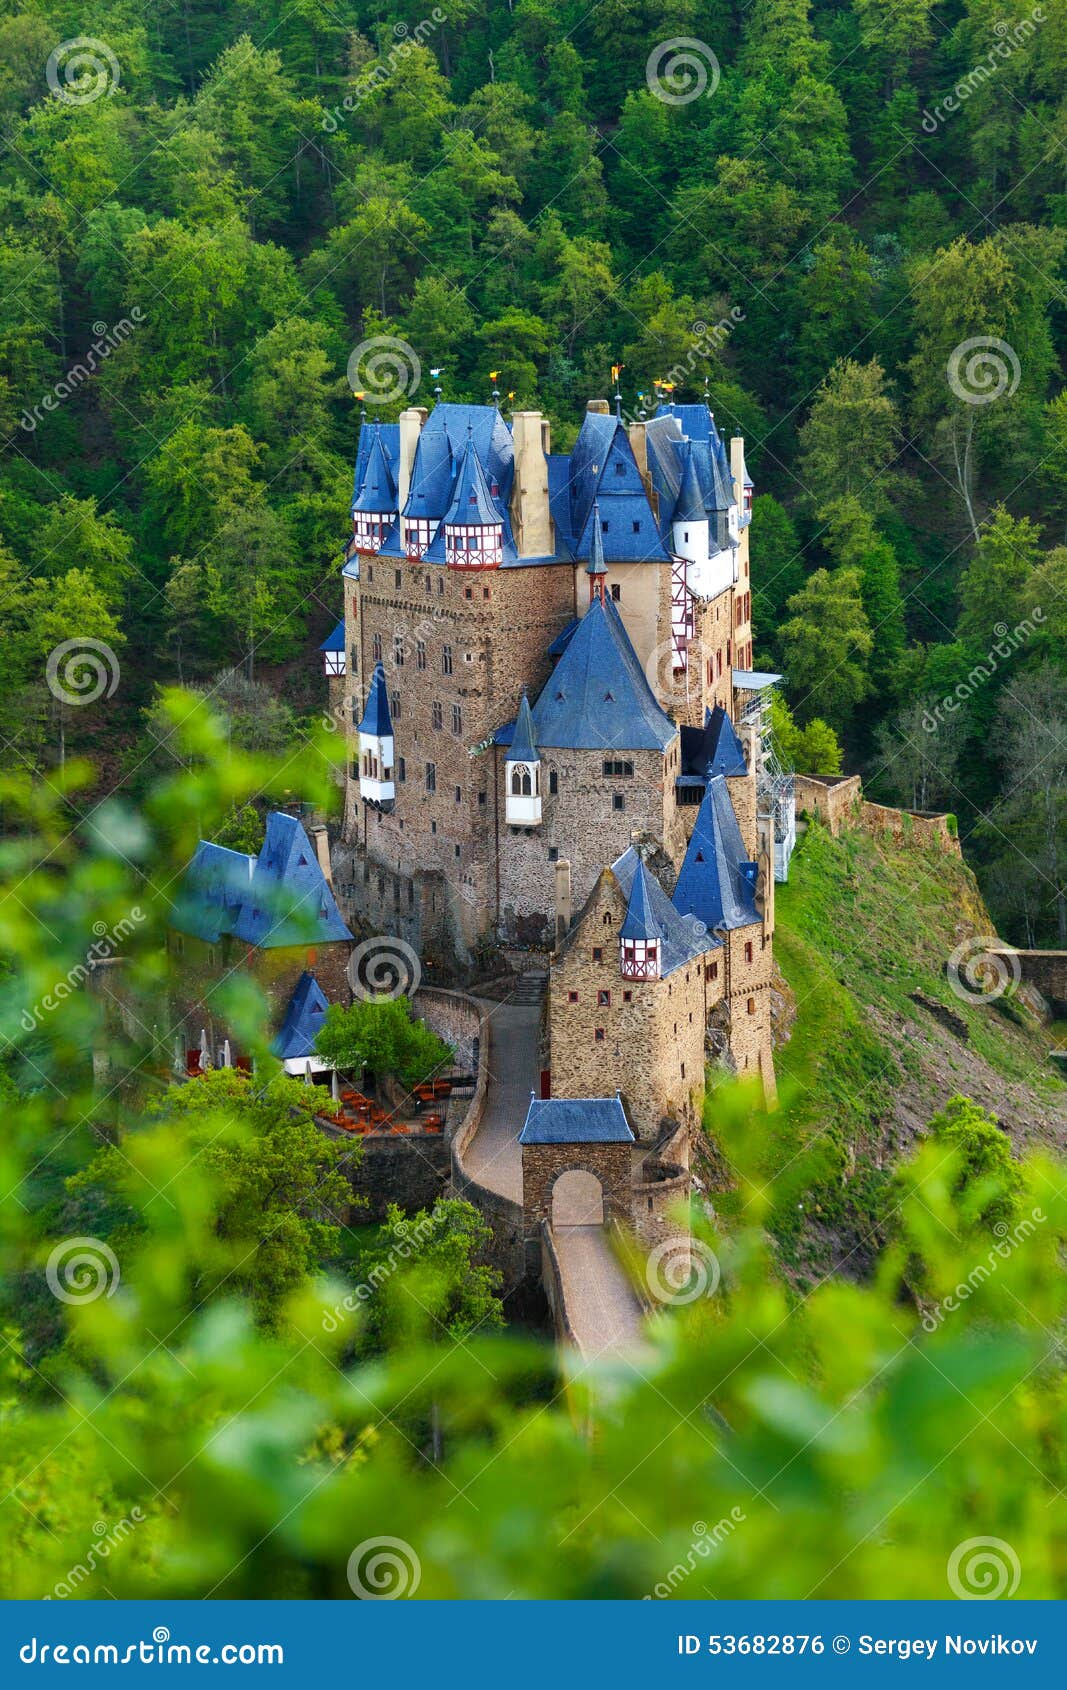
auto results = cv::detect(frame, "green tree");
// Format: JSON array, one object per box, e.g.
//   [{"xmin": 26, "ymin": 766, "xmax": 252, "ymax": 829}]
[
  {"xmin": 798, "ymin": 358, "xmax": 901, "ymax": 514},
  {"xmin": 780, "ymin": 568, "xmax": 873, "ymax": 727},
  {"xmin": 316, "ymin": 998, "xmax": 453, "ymax": 1089}
]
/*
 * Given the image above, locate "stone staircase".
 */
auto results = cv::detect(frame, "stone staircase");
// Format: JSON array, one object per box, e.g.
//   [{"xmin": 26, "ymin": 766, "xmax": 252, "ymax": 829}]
[{"xmin": 509, "ymin": 970, "xmax": 548, "ymax": 1006}]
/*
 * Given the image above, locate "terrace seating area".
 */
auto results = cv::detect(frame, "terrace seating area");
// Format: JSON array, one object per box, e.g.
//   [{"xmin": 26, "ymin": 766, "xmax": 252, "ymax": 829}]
[{"xmin": 320, "ymin": 1075, "xmax": 459, "ymax": 1137}]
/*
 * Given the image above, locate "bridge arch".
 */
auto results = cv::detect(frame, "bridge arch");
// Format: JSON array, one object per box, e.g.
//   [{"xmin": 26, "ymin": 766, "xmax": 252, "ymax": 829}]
[{"xmin": 551, "ymin": 1167, "xmax": 605, "ymax": 1227}]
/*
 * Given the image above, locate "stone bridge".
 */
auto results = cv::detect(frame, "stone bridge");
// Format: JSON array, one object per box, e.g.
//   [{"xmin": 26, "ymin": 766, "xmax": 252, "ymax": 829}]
[{"xmin": 441, "ymin": 982, "xmax": 659, "ymax": 1358}]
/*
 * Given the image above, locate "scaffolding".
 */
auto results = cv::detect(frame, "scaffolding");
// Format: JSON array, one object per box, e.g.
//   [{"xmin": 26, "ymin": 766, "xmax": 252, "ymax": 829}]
[{"xmin": 734, "ymin": 670, "xmax": 796, "ymax": 882}]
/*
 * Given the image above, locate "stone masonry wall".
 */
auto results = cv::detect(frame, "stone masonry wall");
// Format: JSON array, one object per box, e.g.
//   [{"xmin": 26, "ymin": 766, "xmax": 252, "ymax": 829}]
[
  {"xmin": 548, "ymin": 869, "xmax": 713, "ymax": 1140},
  {"xmin": 521, "ymin": 1139, "xmax": 633, "ymax": 1234}
]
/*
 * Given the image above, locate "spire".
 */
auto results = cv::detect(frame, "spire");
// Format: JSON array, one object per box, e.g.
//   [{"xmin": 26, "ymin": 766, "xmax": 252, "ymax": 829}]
[
  {"xmin": 674, "ymin": 441, "xmax": 706, "ymax": 524},
  {"xmin": 506, "ymin": 690, "xmax": 538, "ymax": 763},
  {"xmin": 358, "ymin": 662, "xmax": 393, "ymax": 738},
  {"xmin": 586, "ymin": 498, "xmax": 607, "ymax": 602},
  {"xmin": 620, "ymin": 858, "xmax": 666, "ymax": 942},
  {"xmin": 353, "ymin": 424, "xmax": 398, "ymax": 513},
  {"xmin": 444, "ymin": 430, "xmax": 502, "ymax": 528}
]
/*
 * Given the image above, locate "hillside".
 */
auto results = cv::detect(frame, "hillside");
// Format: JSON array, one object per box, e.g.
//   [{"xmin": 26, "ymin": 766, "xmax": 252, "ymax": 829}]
[{"xmin": 726, "ymin": 823, "xmax": 1066, "ymax": 1287}]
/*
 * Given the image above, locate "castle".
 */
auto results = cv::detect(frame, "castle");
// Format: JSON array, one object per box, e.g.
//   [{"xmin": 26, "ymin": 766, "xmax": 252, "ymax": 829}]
[{"xmin": 328, "ymin": 395, "xmax": 789, "ymax": 1125}]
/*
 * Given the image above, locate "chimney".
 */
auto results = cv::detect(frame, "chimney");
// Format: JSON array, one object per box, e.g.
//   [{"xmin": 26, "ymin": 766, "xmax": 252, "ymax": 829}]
[
  {"xmin": 628, "ymin": 420, "xmax": 655, "ymax": 508},
  {"xmin": 586, "ymin": 398, "xmax": 610, "ymax": 415},
  {"xmin": 510, "ymin": 410, "xmax": 553, "ymax": 559},
  {"xmin": 309, "ymin": 824, "xmax": 334, "ymax": 888},
  {"xmin": 397, "ymin": 406, "xmax": 427, "ymax": 512},
  {"xmin": 554, "ymin": 857, "xmax": 572, "ymax": 944},
  {"xmin": 729, "ymin": 434, "xmax": 746, "ymax": 506}
]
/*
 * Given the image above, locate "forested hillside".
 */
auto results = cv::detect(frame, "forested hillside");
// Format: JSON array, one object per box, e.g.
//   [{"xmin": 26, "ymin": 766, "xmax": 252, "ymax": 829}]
[{"xmin": 1, "ymin": 0, "xmax": 1065, "ymax": 941}]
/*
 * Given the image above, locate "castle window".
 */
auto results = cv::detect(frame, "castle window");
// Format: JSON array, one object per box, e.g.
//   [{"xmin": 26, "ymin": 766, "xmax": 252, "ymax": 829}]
[
  {"xmin": 367, "ymin": 565, "xmax": 373, "ymax": 581},
  {"xmin": 455, "ymin": 845, "xmax": 461, "ymax": 858},
  {"xmin": 395, "ymin": 570, "xmax": 402, "ymax": 589},
  {"xmin": 549, "ymin": 770, "xmax": 558, "ymax": 795},
  {"xmin": 438, "ymin": 578, "xmax": 444, "ymax": 594},
  {"xmin": 592, "ymin": 947, "xmax": 603, "ymax": 962},
  {"xmin": 623, "ymin": 990, "xmax": 632, "ymax": 1003},
  {"xmin": 391, "ymin": 692, "xmax": 401, "ymax": 720},
  {"xmin": 431, "ymin": 820, "xmax": 437, "ymax": 833},
  {"xmin": 393, "ymin": 636, "xmax": 404, "ymax": 667},
  {"xmin": 426, "ymin": 763, "xmax": 436, "ymax": 793},
  {"xmin": 602, "ymin": 912, "xmax": 612, "ymax": 926},
  {"xmin": 432, "ymin": 701, "xmax": 443, "ymax": 730},
  {"xmin": 568, "ymin": 991, "xmax": 578, "ymax": 1003},
  {"xmin": 744, "ymin": 941, "xmax": 753, "ymax": 964},
  {"xmin": 595, "ymin": 1028, "xmax": 605, "ymax": 1042},
  {"xmin": 442, "ymin": 645, "xmax": 453, "ymax": 675},
  {"xmin": 398, "ymin": 757, "xmax": 406, "ymax": 781},
  {"xmin": 455, "ymin": 786, "xmax": 462, "ymax": 803},
  {"xmin": 548, "ymin": 847, "xmax": 558, "ymax": 862},
  {"xmin": 612, "ymin": 794, "xmax": 624, "ymax": 811},
  {"xmin": 416, "ymin": 640, "xmax": 426, "ymax": 670},
  {"xmin": 747, "ymin": 997, "xmax": 756, "ymax": 1015},
  {"xmin": 478, "ymin": 791, "xmax": 487, "ymax": 806},
  {"xmin": 452, "ymin": 704, "xmax": 462, "ymax": 734},
  {"xmin": 351, "ymin": 648, "xmax": 358, "ymax": 672},
  {"xmin": 598, "ymin": 990, "xmax": 611, "ymax": 1007},
  {"xmin": 425, "ymin": 575, "xmax": 431, "ymax": 594},
  {"xmin": 465, "ymin": 587, "xmax": 473, "ymax": 600},
  {"xmin": 603, "ymin": 759, "xmax": 634, "ymax": 778},
  {"xmin": 611, "ymin": 583, "xmax": 621, "ymax": 601},
  {"xmin": 615, "ymin": 462, "xmax": 624, "ymax": 476},
  {"xmin": 372, "ymin": 633, "xmax": 382, "ymax": 662},
  {"xmin": 483, "ymin": 587, "xmax": 490, "ymax": 599},
  {"xmin": 681, "ymin": 1062, "xmax": 686, "ymax": 1079}
]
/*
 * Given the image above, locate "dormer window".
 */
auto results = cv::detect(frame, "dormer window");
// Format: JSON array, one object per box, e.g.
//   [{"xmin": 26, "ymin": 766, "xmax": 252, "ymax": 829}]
[
  {"xmin": 404, "ymin": 518, "xmax": 434, "ymax": 559},
  {"xmin": 621, "ymin": 937, "xmax": 660, "ymax": 980},
  {"xmin": 352, "ymin": 509, "xmax": 395, "ymax": 553}
]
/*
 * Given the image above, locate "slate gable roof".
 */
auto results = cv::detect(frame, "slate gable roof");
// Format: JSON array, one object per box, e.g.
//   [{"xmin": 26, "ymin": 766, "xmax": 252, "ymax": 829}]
[
  {"xmin": 619, "ymin": 855, "xmax": 666, "ymax": 943},
  {"xmin": 503, "ymin": 596, "xmax": 676, "ymax": 753},
  {"xmin": 506, "ymin": 691, "xmax": 538, "ymax": 763},
  {"xmin": 610, "ymin": 846, "xmax": 714, "ymax": 974},
  {"xmin": 173, "ymin": 814, "xmax": 354, "ymax": 950},
  {"xmin": 352, "ymin": 424, "xmax": 398, "ymax": 514},
  {"xmin": 519, "ymin": 1095, "xmax": 634, "ymax": 1145},
  {"xmin": 672, "ymin": 777, "xmax": 760, "ymax": 934},
  {"xmin": 679, "ymin": 705, "xmax": 748, "ymax": 784},
  {"xmin": 319, "ymin": 619, "xmax": 345, "ymax": 653},
  {"xmin": 272, "ymin": 970, "xmax": 330, "ymax": 1061}
]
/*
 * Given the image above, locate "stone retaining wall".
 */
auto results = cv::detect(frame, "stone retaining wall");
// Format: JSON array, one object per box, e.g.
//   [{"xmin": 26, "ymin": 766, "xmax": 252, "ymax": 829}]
[{"xmin": 793, "ymin": 774, "xmax": 960, "ymax": 855}]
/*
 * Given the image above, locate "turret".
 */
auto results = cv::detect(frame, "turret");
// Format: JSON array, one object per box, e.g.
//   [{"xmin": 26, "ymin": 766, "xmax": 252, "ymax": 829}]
[
  {"xmin": 351, "ymin": 423, "xmax": 398, "ymax": 554},
  {"xmin": 319, "ymin": 620, "xmax": 346, "ymax": 677},
  {"xmin": 505, "ymin": 692, "xmax": 541, "ymax": 825},
  {"xmin": 586, "ymin": 498, "xmax": 608, "ymax": 605},
  {"xmin": 619, "ymin": 858, "xmax": 664, "ymax": 980},
  {"xmin": 731, "ymin": 435, "xmax": 753, "ymax": 527},
  {"xmin": 357, "ymin": 662, "xmax": 395, "ymax": 809},
  {"xmin": 444, "ymin": 429, "xmax": 504, "ymax": 569}
]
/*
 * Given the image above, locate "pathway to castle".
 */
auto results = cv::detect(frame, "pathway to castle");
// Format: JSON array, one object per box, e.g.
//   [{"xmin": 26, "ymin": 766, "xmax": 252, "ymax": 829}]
[{"xmin": 470, "ymin": 975, "xmax": 645, "ymax": 1360}]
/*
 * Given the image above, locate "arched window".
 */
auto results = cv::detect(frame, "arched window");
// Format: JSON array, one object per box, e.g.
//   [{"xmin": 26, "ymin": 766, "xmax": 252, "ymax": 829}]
[
  {"xmin": 520, "ymin": 768, "xmax": 532, "ymax": 797},
  {"xmin": 511, "ymin": 767, "xmax": 522, "ymax": 797}
]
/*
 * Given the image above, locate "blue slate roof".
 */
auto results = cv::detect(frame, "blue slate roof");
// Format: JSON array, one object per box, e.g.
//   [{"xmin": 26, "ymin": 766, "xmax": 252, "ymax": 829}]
[
  {"xmin": 352, "ymin": 421, "xmax": 399, "ymax": 505},
  {"xmin": 272, "ymin": 970, "xmax": 330, "ymax": 1061},
  {"xmin": 375, "ymin": 403, "xmax": 530, "ymax": 563},
  {"xmin": 586, "ymin": 498, "xmax": 607, "ymax": 575},
  {"xmin": 680, "ymin": 706, "xmax": 748, "ymax": 785},
  {"xmin": 673, "ymin": 441, "xmax": 706, "ymax": 523},
  {"xmin": 231, "ymin": 813, "xmax": 354, "ymax": 948},
  {"xmin": 522, "ymin": 596, "xmax": 676, "ymax": 753},
  {"xmin": 319, "ymin": 619, "xmax": 345, "ymax": 653},
  {"xmin": 519, "ymin": 1095, "xmax": 634, "ymax": 1145},
  {"xmin": 506, "ymin": 692, "xmax": 538, "ymax": 762},
  {"xmin": 173, "ymin": 840, "xmax": 255, "ymax": 944},
  {"xmin": 442, "ymin": 430, "xmax": 502, "ymax": 528},
  {"xmin": 358, "ymin": 662, "xmax": 393, "ymax": 738},
  {"xmin": 547, "ymin": 412, "xmax": 670, "ymax": 565},
  {"xmin": 619, "ymin": 856, "xmax": 666, "ymax": 943},
  {"xmin": 673, "ymin": 777, "xmax": 760, "ymax": 934},
  {"xmin": 174, "ymin": 814, "xmax": 353, "ymax": 949},
  {"xmin": 547, "ymin": 618, "xmax": 579, "ymax": 658},
  {"xmin": 644, "ymin": 405, "xmax": 736, "ymax": 548},
  {"xmin": 610, "ymin": 846, "xmax": 714, "ymax": 974},
  {"xmin": 352, "ymin": 424, "xmax": 398, "ymax": 514}
]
